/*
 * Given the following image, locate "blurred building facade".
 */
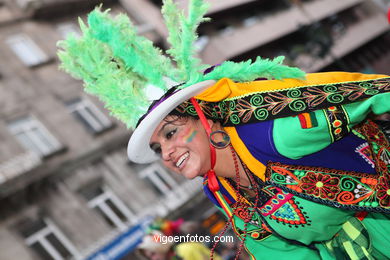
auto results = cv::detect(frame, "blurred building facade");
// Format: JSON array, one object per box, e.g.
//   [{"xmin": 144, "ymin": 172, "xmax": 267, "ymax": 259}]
[{"xmin": 0, "ymin": 0, "xmax": 389, "ymax": 259}]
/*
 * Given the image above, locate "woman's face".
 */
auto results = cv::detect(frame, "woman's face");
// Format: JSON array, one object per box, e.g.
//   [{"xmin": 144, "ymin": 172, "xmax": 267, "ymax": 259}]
[{"xmin": 149, "ymin": 116, "xmax": 211, "ymax": 179}]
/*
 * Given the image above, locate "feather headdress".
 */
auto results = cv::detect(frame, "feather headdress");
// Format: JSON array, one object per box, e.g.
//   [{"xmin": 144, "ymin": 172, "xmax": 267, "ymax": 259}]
[{"xmin": 57, "ymin": 0, "xmax": 305, "ymax": 128}]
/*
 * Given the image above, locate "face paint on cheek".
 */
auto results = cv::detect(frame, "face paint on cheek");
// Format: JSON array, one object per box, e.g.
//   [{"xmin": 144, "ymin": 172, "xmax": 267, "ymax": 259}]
[{"xmin": 183, "ymin": 129, "xmax": 198, "ymax": 143}]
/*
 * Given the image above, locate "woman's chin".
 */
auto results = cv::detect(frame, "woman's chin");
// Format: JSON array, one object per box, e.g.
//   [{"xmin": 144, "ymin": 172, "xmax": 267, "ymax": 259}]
[
  {"xmin": 180, "ymin": 166, "xmax": 202, "ymax": 179},
  {"xmin": 181, "ymin": 171, "xmax": 199, "ymax": 179}
]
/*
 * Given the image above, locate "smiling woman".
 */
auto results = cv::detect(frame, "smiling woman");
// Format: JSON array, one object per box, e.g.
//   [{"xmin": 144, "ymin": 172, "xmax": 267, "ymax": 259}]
[
  {"xmin": 57, "ymin": 0, "xmax": 390, "ymax": 259},
  {"xmin": 150, "ymin": 114, "xmax": 239, "ymax": 180},
  {"xmin": 150, "ymin": 116, "xmax": 213, "ymax": 179}
]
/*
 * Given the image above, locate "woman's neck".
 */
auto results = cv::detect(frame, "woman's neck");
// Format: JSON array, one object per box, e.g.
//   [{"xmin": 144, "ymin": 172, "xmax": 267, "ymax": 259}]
[{"xmin": 214, "ymin": 146, "xmax": 251, "ymax": 187}]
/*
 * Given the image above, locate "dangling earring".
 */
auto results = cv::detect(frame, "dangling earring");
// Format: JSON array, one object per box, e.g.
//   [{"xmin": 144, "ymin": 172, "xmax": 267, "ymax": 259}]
[{"xmin": 209, "ymin": 130, "xmax": 231, "ymax": 149}]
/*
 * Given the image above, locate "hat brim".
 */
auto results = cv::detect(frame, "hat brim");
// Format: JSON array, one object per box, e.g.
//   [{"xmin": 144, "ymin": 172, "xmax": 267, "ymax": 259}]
[{"xmin": 127, "ymin": 80, "xmax": 216, "ymax": 163}]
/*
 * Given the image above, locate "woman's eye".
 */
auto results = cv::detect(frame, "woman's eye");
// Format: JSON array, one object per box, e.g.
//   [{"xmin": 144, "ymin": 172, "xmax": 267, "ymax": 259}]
[
  {"xmin": 150, "ymin": 143, "xmax": 161, "ymax": 155},
  {"xmin": 165, "ymin": 129, "xmax": 176, "ymax": 140}
]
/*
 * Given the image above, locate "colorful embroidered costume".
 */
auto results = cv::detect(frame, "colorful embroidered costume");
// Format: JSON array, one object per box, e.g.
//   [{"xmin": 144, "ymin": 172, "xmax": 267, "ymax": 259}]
[
  {"xmin": 57, "ymin": 1, "xmax": 390, "ymax": 258},
  {"xmin": 196, "ymin": 72, "xmax": 390, "ymax": 259}
]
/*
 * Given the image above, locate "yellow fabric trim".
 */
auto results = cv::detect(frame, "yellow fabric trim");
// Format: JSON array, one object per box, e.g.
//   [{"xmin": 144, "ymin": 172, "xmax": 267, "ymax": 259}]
[
  {"xmin": 218, "ymin": 177, "xmax": 239, "ymax": 201},
  {"xmin": 195, "ymin": 72, "xmax": 389, "ymax": 102},
  {"xmin": 224, "ymin": 126, "xmax": 266, "ymax": 180},
  {"xmin": 218, "ymin": 177, "xmax": 252, "ymax": 205}
]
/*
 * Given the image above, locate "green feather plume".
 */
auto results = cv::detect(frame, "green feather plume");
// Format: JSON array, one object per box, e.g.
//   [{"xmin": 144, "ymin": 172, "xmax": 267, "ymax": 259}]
[
  {"xmin": 87, "ymin": 8, "xmax": 176, "ymax": 89},
  {"xmin": 57, "ymin": 0, "xmax": 306, "ymax": 129},
  {"xmin": 58, "ymin": 18, "xmax": 149, "ymax": 128},
  {"xmin": 162, "ymin": 0, "xmax": 209, "ymax": 83}
]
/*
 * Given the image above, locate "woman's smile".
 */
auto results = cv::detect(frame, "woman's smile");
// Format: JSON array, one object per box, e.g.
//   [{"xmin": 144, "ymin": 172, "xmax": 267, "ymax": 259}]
[{"xmin": 175, "ymin": 151, "xmax": 189, "ymax": 168}]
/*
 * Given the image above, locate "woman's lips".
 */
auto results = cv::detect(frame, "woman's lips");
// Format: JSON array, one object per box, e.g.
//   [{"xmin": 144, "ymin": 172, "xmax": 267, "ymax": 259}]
[{"xmin": 176, "ymin": 151, "xmax": 189, "ymax": 168}]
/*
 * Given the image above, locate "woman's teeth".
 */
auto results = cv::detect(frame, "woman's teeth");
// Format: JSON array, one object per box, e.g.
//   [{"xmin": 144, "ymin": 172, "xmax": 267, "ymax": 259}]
[{"xmin": 176, "ymin": 152, "xmax": 189, "ymax": 167}]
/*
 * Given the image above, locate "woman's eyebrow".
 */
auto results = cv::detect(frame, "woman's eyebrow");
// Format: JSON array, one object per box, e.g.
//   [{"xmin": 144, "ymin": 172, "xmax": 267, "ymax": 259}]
[{"xmin": 157, "ymin": 122, "xmax": 170, "ymax": 137}]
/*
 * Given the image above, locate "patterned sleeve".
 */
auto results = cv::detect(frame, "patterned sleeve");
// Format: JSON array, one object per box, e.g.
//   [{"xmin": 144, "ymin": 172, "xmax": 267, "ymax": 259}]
[{"xmin": 272, "ymin": 92, "xmax": 390, "ymax": 159}]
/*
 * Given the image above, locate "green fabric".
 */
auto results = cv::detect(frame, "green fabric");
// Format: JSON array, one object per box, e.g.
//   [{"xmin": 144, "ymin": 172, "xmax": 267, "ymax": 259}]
[
  {"xmin": 221, "ymin": 195, "xmax": 390, "ymax": 259},
  {"xmin": 231, "ymin": 213, "xmax": 322, "ymax": 260},
  {"xmin": 324, "ymin": 217, "xmax": 373, "ymax": 260},
  {"xmin": 273, "ymin": 92, "xmax": 390, "ymax": 159},
  {"xmin": 264, "ymin": 197, "xmax": 353, "ymax": 245},
  {"xmin": 361, "ymin": 213, "xmax": 390, "ymax": 259}
]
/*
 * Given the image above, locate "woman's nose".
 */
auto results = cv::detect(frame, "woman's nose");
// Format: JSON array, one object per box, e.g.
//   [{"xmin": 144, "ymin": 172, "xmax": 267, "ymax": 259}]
[{"xmin": 161, "ymin": 143, "xmax": 174, "ymax": 161}]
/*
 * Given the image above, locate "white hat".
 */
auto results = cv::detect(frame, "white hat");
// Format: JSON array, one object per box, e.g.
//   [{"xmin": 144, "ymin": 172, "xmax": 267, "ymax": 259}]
[{"xmin": 127, "ymin": 80, "xmax": 216, "ymax": 163}]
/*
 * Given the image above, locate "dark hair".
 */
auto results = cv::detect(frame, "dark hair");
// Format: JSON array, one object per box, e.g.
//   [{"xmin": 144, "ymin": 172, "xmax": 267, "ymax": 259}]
[{"xmin": 135, "ymin": 86, "xmax": 181, "ymax": 128}]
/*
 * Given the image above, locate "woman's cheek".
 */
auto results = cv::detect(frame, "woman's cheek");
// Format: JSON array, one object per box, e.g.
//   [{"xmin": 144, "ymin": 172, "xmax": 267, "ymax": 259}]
[{"xmin": 181, "ymin": 127, "xmax": 199, "ymax": 144}]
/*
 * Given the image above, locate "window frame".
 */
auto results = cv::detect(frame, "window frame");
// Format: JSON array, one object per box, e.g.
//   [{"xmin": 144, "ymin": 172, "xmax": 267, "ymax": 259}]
[
  {"xmin": 84, "ymin": 186, "xmax": 136, "ymax": 231},
  {"xmin": 139, "ymin": 163, "xmax": 178, "ymax": 196},
  {"xmin": 23, "ymin": 218, "xmax": 80, "ymax": 260},
  {"xmin": 67, "ymin": 98, "xmax": 112, "ymax": 134},
  {"xmin": 56, "ymin": 23, "xmax": 81, "ymax": 39},
  {"xmin": 6, "ymin": 34, "xmax": 49, "ymax": 67},
  {"xmin": 7, "ymin": 116, "xmax": 61, "ymax": 157}
]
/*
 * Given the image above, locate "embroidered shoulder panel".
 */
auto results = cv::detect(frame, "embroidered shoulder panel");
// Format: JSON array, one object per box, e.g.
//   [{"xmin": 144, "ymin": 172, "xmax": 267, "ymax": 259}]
[
  {"xmin": 174, "ymin": 77, "xmax": 390, "ymax": 126},
  {"xmin": 265, "ymin": 161, "xmax": 390, "ymax": 213}
]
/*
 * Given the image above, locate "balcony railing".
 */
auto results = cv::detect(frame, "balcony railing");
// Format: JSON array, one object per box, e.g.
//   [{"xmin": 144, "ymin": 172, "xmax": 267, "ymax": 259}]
[
  {"xmin": 199, "ymin": 0, "xmax": 364, "ymax": 64},
  {"xmin": 15, "ymin": 0, "xmax": 115, "ymax": 18},
  {"xmin": 295, "ymin": 15, "xmax": 389, "ymax": 72},
  {"xmin": 303, "ymin": 0, "xmax": 364, "ymax": 23},
  {"xmin": 200, "ymin": 5, "xmax": 307, "ymax": 64},
  {"xmin": 175, "ymin": 0, "xmax": 257, "ymax": 14},
  {"xmin": 0, "ymin": 151, "xmax": 41, "ymax": 184}
]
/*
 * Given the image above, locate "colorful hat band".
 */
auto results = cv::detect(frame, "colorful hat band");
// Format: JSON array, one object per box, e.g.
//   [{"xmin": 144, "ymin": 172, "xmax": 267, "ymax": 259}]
[{"xmin": 174, "ymin": 76, "xmax": 390, "ymax": 127}]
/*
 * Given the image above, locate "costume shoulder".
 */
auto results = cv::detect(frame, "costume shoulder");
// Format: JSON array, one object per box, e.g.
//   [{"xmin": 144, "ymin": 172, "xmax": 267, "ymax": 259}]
[
  {"xmin": 270, "ymin": 72, "xmax": 390, "ymax": 159},
  {"xmin": 188, "ymin": 72, "xmax": 390, "ymax": 128},
  {"xmin": 195, "ymin": 71, "xmax": 389, "ymax": 102},
  {"xmin": 193, "ymin": 71, "xmax": 390, "ymax": 159}
]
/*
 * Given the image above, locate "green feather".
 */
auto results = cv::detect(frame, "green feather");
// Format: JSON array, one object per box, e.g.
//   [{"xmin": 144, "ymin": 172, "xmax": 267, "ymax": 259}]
[
  {"xmin": 88, "ymin": 8, "xmax": 177, "ymax": 89},
  {"xmin": 58, "ymin": 18, "xmax": 149, "ymax": 128},
  {"xmin": 163, "ymin": 0, "xmax": 209, "ymax": 84},
  {"xmin": 201, "ymin": 56, "xmax": 306, "ymax": 83}
]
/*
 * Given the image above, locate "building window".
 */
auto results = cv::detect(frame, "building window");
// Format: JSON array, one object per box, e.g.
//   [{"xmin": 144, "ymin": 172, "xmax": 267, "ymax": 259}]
[
  {"xmin": 7, "ymin": 116, "xmax": 61, "ymax": 157},
  {"xmin": 16, "ymin": 0, "xmax": 39, "ymax": 9},
  {"xmin": 20, "ymin": 218, "xmax": 79, "ymax": 260},
  {"xmin": 57, "ymin": 23, "xmax": 81, "ymax": 39},
  {"xmin": 6, "ymin": 34, "xmax": 49, "ymax": 66},
  {"xmin": 139, "ymin": 163, "xmax": 178, "ymax": 196},
  {"xmin": 67, "ymin": 98, "xmax": 112, "ymax": 134},
  {"xmin": 80, "ymin": 185, "xmax": 135, "ymax": 231}
]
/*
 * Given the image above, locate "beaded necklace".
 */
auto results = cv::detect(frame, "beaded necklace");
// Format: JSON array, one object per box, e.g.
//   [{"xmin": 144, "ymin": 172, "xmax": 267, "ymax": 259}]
[{"xmin": 210, "ymin": 144, "xmax": 262, "ymax": 259}]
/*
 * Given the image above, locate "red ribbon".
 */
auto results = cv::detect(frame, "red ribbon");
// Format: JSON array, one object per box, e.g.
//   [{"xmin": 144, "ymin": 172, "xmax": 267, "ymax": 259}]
[
  {"xmin": 190, "ymin": 98, "xmax": 219, "ymax": 191},
  {"xmin": 388, "ymin": 7, "xmax": 390, "ymax": 24}
]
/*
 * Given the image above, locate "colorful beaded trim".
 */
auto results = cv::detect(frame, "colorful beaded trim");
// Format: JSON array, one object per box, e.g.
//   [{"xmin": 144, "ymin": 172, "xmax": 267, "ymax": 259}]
[
  {"xmin": 355, "ymin": 142, "xmax": 375, "ymax": 169},
  {"xmin": 323, "ymin": 105, "xmax": 350, "ymax": 142},
  {"xmin": 265, "ymin": 162, "xmax": 388, "ymax": 211},
  {"xmin": 236, "ymin": 226, "xmax": 272, "ymax": 242},
  {"xmin": 232, "ymin": 205, "xmax": 272, "ymax": 241},
  {"xmin": 174, "ymin": 77, "xmax": 390, "ymax": 126},
  {"xmin": 259, "ymin": 188, "xmax": 294, "ymax": 216}
]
